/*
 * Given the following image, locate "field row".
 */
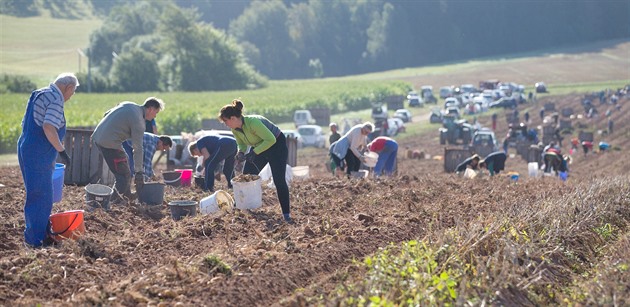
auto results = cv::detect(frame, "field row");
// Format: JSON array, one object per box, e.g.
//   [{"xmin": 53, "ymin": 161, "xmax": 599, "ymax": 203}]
[{"xmin": 0, "ymin": 80, "xmax": 408, "ymax": 152}]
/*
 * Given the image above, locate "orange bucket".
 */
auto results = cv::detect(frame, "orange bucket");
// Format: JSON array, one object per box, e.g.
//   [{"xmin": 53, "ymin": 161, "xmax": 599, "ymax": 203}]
[{"xmin": 49, "ymin": 210, "xmax": 86, "ymax": 241}]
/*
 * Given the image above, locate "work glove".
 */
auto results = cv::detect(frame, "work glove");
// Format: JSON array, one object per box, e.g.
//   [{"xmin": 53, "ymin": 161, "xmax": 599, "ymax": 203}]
[
  {"xmin": 58, "ymin": 150, "xmax": 71, "ymax": 166},
  {"xmin": 235, "ymin": 152, "xmax": 246, "ymax": 162},
  {"xmin": 134, "ymin": 172, "xmax": 144, "ymax": 191},
  {"xmin": 195, "ymin": 164, "xmax": 203, "ymax": 173},
  {"xmin": 245, "ymin": 151, "xmax": 256, "ymax": 163}
]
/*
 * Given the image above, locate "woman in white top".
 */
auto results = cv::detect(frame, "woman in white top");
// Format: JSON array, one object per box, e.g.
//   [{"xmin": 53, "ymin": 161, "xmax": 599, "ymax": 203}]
[{"xmin": 329, "ymin": 122, "xmax": 373, "ymax": 177}]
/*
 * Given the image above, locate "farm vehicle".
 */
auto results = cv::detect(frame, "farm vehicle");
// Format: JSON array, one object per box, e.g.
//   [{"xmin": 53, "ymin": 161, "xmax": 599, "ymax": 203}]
[{"xmin": 439, "ymin": 114, "xmax": 474, "ymax": 146}]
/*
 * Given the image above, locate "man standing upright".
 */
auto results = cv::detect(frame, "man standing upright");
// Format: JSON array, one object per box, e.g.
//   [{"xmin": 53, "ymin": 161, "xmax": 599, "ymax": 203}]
[
  {"xmin": 18, "ymin": 73, "xmax": 79, "ymax": 247},
  {"xmin": 92, "ymin": 97, "xmax": 164, "ymax": 203}
]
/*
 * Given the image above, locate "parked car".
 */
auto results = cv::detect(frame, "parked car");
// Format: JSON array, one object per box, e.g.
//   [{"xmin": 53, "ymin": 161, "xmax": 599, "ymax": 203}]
[
  {"xmin": 439, "ymin": 86, "xmax": 453, "ymax": 99},
  {"xmin": 293, "ymin": 110, "xmax": 316, "ymax": 127},
  {"xmin": 471, "ymin": 129, "xmax": 499, "ymax": 157},
  {"xmin": 283, "ymin": 130, "xmax": 303, "ymax": 148},
  {"xmin": 407, "ymin": 91, "xmax": 422, "ymax": 107},
  {"xmin": 420, "ymin": 86, "xmax": 437, "ymax": 104},
  {"xmin": 429, "ymin": 107, "xmax": 443, "ymax": 124},
  {"xmin": 535, "ymin": 82, "xmax": 547, "ymax": 93},
  {"xmin": 297, "ymin": 125, "xmax": 326, "ymax": 148},
  {"xmin": 489, "ymin": 96, "xmax": 517, "ymax": 109},
  {"xmin": 444, "ymin": 97, "xmax": 459, "ymax": 109},
  {"xmin": 371, "ymin": 102, "xmax": 389, "ymax": 120},
  {"xmin": 394, "ymin": 109, "xmax": 412, "ymax": 123}
]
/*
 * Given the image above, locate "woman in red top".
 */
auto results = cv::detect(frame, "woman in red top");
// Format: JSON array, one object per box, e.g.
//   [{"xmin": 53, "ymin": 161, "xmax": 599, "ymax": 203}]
[{"xmin": 367, "ymin": 136, "xmax": 398, "ymax": 177}]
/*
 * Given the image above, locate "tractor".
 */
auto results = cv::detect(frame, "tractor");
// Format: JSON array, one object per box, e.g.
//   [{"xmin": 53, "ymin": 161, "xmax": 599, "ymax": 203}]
[{"xmin": 439, "ymin": 114, "xmax": 473, "ymax": 146}]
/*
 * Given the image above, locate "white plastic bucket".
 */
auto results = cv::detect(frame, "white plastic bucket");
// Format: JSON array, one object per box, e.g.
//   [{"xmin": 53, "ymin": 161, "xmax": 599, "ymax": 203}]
[
  {"xmin": 351, "ymin": 170, "xmax": 369, "ymax": 179},
  {"xmin": 463, "ymin": 168, "xmax": 478, "ymax": 179},
  {"xmin": 200, "ymin": 190, "xmax": 235, "ymax": 214},
  {"xmin": 364, "ymin": 152, "xmax": 379, "ymax": 168},
  {"xmin": 528, "ymin": 162, "xmax": 539, "ymax": 177},
  {"xmin": 231, "ymin": 177, "xmax": 263, "ymax": 210},
  {"xmin": 292, "ymin": 166, "xmax": 310, "ymax": 179}
]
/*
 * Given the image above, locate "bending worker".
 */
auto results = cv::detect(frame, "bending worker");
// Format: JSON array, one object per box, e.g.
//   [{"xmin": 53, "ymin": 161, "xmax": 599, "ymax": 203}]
[
  {"xmin": 18, "ymin": 73, "xmax": 79, "ymax": 247},
  {"xmin": 92, "ymin": 97, "xmax": 164, "ymax": 203},
  {"xmin": 125, "ymin": 133, "xmax": 173, "ymax": 181},
  {"xmin": 480, "ymin": 151, "xmax": 507, "ymax": 176},
  {"xmin": 330, "ymin": 122, "xmax": 373, "ymax": 178},
  {"xmin": 455, "ymin": 154, "xmax": 481, "ymax": 174},
  {"xmin": 188, "ymin": 134, "xmax": 237, "ymax": 192},
  {"xmin": 219, "ymin": 99, "xmax": 293, "ymax": 224},
  {"xmin": 367, "ymin": 136, "xmax": 398, "ymax": 177}
]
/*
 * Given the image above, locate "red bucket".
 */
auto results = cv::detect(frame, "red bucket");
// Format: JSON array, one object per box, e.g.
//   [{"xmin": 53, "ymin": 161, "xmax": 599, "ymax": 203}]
[
  {"xmin": 49, "ymin": 210, "xmax": 85, "ymax": 241},
  {"xmin": 175, "ymin": 169, "xmax": 193, "ymax": 187}
]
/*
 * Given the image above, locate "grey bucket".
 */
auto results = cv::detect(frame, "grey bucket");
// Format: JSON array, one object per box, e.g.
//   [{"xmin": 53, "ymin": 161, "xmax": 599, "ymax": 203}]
[
  {"xmin": 138, "ymin": 182, "xmax": 165, "ymax": 205},
  {"xmin": 168, "ymin": 200, "xmax": 197, "ymax": 221},
  {"xmin": 163, "ymin": 171, "xmax": 182, "ymax": 187},
  {"xmin": 85, "ymin": 184, "xmax": 114, "ymax": 210}
]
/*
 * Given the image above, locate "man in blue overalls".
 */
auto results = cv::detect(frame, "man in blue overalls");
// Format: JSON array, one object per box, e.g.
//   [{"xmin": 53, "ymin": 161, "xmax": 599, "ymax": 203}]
[{"xmin": 18, "ymin": 73, "xmax": 79, "ymax": 247}]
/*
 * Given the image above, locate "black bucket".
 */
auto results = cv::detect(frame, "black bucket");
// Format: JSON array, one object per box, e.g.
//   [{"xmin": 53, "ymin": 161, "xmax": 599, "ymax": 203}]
[
  {"xmin": 168, "ymin": 200, "xmax": 197, "ymax": 221},
  {"xmin": 194, "ymin": 176, "xmax": 205, "ymax": 189},
  {"xmin": 163, "ymin": 171, "xmax": 182, "ymax": 187},
  {"xmin": 85, "ymin": 184, "xmax": 114, "ymax": 210},
  {"xmin": 138, "ymin": 182, "xmax": 165, "ymax": 205}
]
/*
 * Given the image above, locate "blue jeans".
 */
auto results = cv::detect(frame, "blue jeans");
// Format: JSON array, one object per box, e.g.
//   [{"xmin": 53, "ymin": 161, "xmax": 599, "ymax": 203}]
[{"xmin": 374, "ymin": 140, "xmax": 398, "ymax": 177}]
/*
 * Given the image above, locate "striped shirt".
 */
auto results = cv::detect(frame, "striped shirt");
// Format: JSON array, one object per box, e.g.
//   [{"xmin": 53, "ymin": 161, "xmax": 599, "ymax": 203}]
[
  {"xmin": 140, "ymin": 133, "xmax": 159, "ymax": 179},
  {"xmin": 32, "ymin": 83, "xmax": 65, "ymax": 128}
]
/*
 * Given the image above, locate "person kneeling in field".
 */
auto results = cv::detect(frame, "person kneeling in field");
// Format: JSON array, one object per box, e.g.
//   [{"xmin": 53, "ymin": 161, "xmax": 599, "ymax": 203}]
[
  {"xmin": 188, "ymin": 134, "xmax": 237, "ymax": 192},
  {"xmin": 125, "ymin": 133, "xmax": 172, "ymax": 181},
  {"xmin": 479, "ymin": 151, "xmax": 507, "ymax": 177}
]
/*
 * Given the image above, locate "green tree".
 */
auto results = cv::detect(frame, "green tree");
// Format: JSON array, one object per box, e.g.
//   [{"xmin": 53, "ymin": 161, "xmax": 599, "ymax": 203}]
[
  {"xmin": 159, "ymin": 4, "xmax": 265, "ymax": 91},
  {"xmin": 88, "ymin": 2, "xmax": 163, "ymax": 75},
  {"xmin": 229, "ymin": 1, "xmax": 298, "ymax": 79},
  {"xmin": 109, "ymin": 49, "xmax": 160, "ymax": 92}
]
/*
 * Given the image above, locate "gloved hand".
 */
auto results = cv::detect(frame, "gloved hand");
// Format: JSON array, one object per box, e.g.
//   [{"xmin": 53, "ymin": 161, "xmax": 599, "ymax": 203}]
[
  {"xmin": 58, "ymin": 150, "xmax": 71, "ymax": 166},
  {"xmin": 195, "ymin": 164, "xmax": 203, "ymax": 173},
  {"xmin": 245, "ymin": 151, "xmax": 256, "ymax": 163},
  {"xmin": 235, "ymin": 152, "xmax": 246, "ymax": 162},
  {"xmin": 134, "ymin": 172, "xmax": 144, "ymax": 190}
]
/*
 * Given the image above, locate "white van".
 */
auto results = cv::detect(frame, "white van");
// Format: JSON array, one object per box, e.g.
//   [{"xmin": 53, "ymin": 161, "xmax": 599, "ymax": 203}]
[
  {"xmin": 293, "ymin": 110, "xmax": 316, "ymax": 127},
  {"xmin": 297, "ymin": 125, "xmax": 326, "ymax": 148}
]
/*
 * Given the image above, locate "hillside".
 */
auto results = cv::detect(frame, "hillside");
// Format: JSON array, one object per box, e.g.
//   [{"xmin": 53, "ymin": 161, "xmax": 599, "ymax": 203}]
[
  {"xmin": 0, "ymin": 14, "xmax": 102, "ymax": 82},
  {"xmin": 0, "ymin": 89, "xmax": 628, "ymax": 305}
]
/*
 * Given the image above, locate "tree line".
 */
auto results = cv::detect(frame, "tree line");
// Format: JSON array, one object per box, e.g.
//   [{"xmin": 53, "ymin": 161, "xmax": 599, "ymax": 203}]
[{"xmin": 2, "ymin": 0, "xmax": 628, "ymax": 92}]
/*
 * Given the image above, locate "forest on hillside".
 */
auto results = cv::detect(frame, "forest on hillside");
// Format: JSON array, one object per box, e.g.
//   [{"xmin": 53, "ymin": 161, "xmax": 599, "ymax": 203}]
[{"xmin": 2, "ymin": 0, "xmax": 628, "ymax": 85}]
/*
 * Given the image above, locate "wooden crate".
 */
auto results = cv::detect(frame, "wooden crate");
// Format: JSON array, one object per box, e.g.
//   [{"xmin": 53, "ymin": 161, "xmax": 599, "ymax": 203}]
[
  {"xmin": 60, "ymin": 128, "xmax": 114, "ymax": 186},
  {"xmin": 544, "ymin": 102, "xmax": 556, "ymax": 112},
  {"xmin": 559, "ymin": 120, "xmax": 572, "ymax": 130},
  {"xmin": 578, "ymin": 131, "xmax": 594, "ymax": 142},
  {"xmin": 309, "ymin": 108, "xmax": 331, "ymax": 127},
  {"xmin": 561, "ymin": 107, "xmax": 574, "ymax": 117},
  {"xmin": 444, "ymin": 148, "xmax": 473, "ymax": 173}
]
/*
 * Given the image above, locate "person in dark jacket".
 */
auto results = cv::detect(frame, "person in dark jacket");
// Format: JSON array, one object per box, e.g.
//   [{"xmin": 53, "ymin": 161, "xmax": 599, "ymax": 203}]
[
  {"xmin": 455, "ymin": 154, "xmax": 481, "ymax": 174},
  {"xmin": 328, "ymin": 123, "xmax": 342, "ymax": 176},
  {"xmin": 188, "ymin": 134, "xmax": 237, "ymax": 192},
  {"xmin": 480, "ymin": 151, "xmax": 507, "ymax": 176}
]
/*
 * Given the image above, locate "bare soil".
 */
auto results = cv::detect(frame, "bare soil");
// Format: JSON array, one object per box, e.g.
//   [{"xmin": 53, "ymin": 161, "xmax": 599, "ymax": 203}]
[
  {"xmin": 1, "ymin": 90, "xmax": 628, "ymax": 305},
  {"xmin": 2, "ymin": 38, "xmax": 630, "ymax": 304}
]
